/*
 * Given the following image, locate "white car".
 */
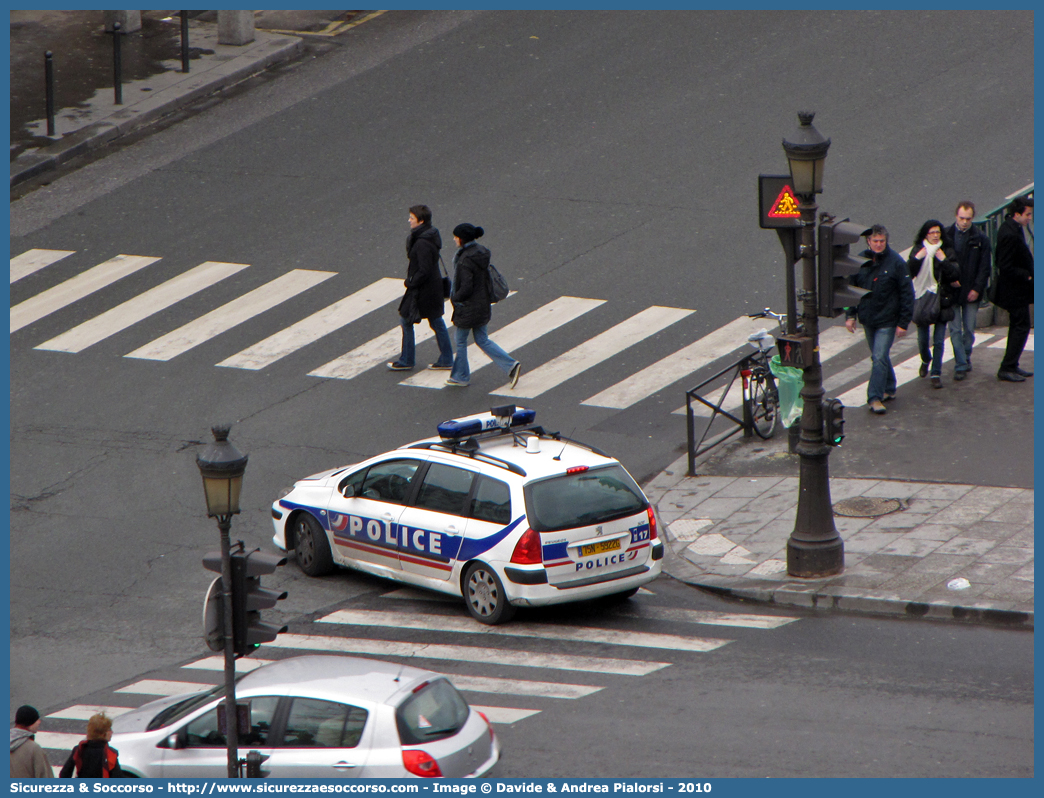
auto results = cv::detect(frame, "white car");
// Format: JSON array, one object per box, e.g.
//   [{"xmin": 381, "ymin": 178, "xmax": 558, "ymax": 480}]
[
  {"xmin": 272, "ymin": 406, "xmax": 664, "ymax": 624},
  {"xmin": 110, "ymin": 655, "xmax": 499, "ymax": 778}
]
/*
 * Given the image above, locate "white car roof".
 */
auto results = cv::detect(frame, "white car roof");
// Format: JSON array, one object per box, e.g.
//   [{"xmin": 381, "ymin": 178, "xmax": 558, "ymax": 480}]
[{"xmin": 237, "ymin": 655, "xmax": 434, "ymax": 706}]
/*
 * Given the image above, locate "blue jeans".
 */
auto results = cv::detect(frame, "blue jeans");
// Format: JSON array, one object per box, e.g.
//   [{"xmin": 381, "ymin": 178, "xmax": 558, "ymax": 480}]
[
  {"xmin": 450, "ymin": 324, "xmax": 517, "ymax": 384},
  {"xmin": 947, "ymin": 301, "xmax": 978, "ymax": 374},
  {"xmin": 863, "ymin": 324, "xmax": 897, "ymax": 403},
  {"xmin": 396, "ymin": 315, "xmax": 453, "ymax": 368},
  {"xmin": 917, "ymin": 322, "xmax": 947, "ymax": 377}
]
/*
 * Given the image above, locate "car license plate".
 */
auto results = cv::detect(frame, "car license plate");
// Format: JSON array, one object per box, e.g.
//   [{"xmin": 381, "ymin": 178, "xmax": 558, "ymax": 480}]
[{"xmin": 580, "ymin": 538, "xmax": 621, "ymax": 557}]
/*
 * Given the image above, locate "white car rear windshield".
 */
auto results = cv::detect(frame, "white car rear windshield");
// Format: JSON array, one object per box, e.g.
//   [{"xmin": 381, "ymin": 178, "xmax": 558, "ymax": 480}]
[
  {"xmin": 396, "ymin": 679, "xmax": 470, "ymax": 745},
  {"xmin": 523, "ymin": 464, "xmax": 647, "ymax": 532}
]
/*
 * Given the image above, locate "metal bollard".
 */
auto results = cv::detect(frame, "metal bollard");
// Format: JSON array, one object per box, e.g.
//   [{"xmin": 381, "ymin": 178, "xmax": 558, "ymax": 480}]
[
  {"xmin": 112, "ymin": 21, "xmax": 122, "ymax": 105},
  {"xmin": 44, "ymin": 51, "xmax": 55, "ymax": 136},
  {"xmin": 180, "ymin": 10, "xmax": 190, "ymax": 73}
]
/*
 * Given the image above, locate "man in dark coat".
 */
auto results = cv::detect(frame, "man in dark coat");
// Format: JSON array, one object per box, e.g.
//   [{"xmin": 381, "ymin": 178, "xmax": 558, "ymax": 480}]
[
  {"xmin": 844, "ymin": 224, "xmax": 915, "ymax": 415},
  {"xmin": 945, "ymin": 201, "xmax": 992, "ymax": 380},
  {"xmin": 993, "ymin": 196, "xmax": 1034, "ymax": 382},
  {"xmin": 387, "ymin": 204, "xmax": 454, "ymax": 371}
]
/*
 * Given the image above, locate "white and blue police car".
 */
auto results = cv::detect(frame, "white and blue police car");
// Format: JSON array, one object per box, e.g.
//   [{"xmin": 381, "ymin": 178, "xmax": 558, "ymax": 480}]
[{"xmin": 272, "ymin": 406, "xmax": 664, "ymax": 624}]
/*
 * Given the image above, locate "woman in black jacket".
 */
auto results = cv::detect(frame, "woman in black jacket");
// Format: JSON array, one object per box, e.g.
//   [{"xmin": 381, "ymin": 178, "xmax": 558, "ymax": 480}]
[
  {"xmin": 907, "ymin": 220, "xmax": 961, "ymax": 388},
  {"xmin": 446, "ymin": 224, "xmax": 521, "ymax": 388}
]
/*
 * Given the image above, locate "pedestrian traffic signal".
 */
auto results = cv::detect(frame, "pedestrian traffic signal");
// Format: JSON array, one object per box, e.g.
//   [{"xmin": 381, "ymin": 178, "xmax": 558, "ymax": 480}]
[
  {"xmin": 229, "ymin": 549, "xmax": 288, "ymax": 657},
  {"xmin": 823, "ymin": 398, "xmax": 845, "ymax": 446},
  {"xmin": 818, "ymin": 219, "xmax": 871, "ymax": 317}
]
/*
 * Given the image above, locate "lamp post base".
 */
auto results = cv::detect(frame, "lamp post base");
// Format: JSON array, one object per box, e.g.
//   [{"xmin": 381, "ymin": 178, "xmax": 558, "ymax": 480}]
[{"xmin": 787, "ymin": 536, "xmax": 844, "ymax": 578}]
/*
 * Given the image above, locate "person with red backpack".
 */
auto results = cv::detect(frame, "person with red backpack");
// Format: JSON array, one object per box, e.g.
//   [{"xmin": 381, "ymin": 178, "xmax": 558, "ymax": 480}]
[{"xmin": 59, "ymin": 713, "xmax": 125, "ymax": 778}]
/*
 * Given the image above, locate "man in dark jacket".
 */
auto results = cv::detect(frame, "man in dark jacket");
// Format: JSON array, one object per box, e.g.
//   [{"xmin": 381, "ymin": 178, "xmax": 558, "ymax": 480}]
[
  {"xmin": 993, "ymin": 196, "xmax": 1034, "ymax": 382},
  {"xmin": 387, "ymin": 204, "xmax": 454, "ymax": 371},
  {"xmin": 844, "ymin": 225, "xmax": 915, "ymax": 415},
  {"xmin": 945, "ymin": 201, "xmax": 992, "ymax": 379}
]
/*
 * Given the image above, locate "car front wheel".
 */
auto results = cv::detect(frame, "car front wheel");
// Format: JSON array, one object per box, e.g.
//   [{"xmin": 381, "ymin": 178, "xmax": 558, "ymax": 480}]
[
  {"xmin": 294, "ymin": 513, "xmax": 334, "ymax": 576},
  {"xmin": 463, "ymin": 562, "xmax": 516, "ymax": 625}
]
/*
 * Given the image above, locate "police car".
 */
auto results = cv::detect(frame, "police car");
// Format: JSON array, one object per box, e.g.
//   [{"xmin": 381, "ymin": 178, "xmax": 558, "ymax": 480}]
[{"xmin": 272, "ymin": 407, "xmax": 664, "ymax": 624}]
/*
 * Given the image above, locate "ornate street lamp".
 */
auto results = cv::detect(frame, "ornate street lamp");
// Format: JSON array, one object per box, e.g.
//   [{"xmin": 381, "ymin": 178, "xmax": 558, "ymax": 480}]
[
  {"xmin": 197, "ymin": 424, "xmax": 248, "ymax": 777},
  {"xmin": 781, "ymin": 112, "xmax": 844, "ymax": 578}
]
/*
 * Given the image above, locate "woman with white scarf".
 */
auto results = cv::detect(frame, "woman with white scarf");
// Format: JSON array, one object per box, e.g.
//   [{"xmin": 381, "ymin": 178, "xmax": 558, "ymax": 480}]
[{"xmin": 907, "ymin": 220, "xmax": 961, "ymax": 388}]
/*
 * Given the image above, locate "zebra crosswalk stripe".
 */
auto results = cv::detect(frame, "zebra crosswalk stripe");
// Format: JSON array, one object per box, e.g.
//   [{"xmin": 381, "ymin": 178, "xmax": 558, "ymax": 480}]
[
  {"xmin": 585, "ymin": 315, "xmax": 776, "ymax": 410},
  {"xmin": 46, "ymin": 705, "xmax": 136, "ymax": 720},
  {"xmin": 318, "ymin": 609, "xmax": 731, "ymax": 653},
  {"xmin": 401, "ymin": 296, "xmax": 605, "ymax": 389},
  {"xmin": 469, "ymin": 706, "xmax": 540, "ymax": 724},
  {"xmin": 10, "ymin": 248, "xmax": 74, "ymax": 283},
  {"xmin": 495, "ymin": 306, "xmax": 695, "ymax": 399},
  {"xmin": 11, "ymin": 254, "xmax": 160, "ymax": 333},
  {"xmin": 126, "ymin": 269, "xmax": 336, "ymax": 361},
  {"xmin": 114, "ymin": 679, "xmax": 213, "ymax": 696},
  {"xmin": 218, "ymin": 277, "xmax": 402, "ymax": 370},
  {"xmin": 36, "ymin": 261, "xmax": 249, "ymax": 353},
  {"xmin": 265, "ymin": 633, "xmax": 669, "ymax": 675},
  {"xmin": 450, "ymin": 675, "xmax": 602, "ymax": 699}
]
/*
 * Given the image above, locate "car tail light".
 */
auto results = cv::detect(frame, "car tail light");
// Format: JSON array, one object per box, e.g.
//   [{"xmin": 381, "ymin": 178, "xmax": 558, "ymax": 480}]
[
  {"xmin": 510, "ymin": 528, "xmax": 542, "ymax": 564},
  {"xmin": 646, "ymin": 507, "xmax": 658, "ymax": 540},
  {"xmin": 477, "ymin": 710, "xmax": 495, "ymax": 742},
  {"xmin": 402, "ymin": 749, "xmax": 442, "ymax": 778}
]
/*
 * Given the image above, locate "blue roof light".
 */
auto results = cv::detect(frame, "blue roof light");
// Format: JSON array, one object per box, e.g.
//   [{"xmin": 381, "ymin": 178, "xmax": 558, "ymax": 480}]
[{"xmin": 437, "ymin": 408, "xmax": 537, "ymax": 440}]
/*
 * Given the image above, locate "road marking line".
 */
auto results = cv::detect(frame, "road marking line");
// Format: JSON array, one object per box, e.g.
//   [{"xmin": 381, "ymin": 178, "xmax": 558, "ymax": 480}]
[
  {"xmin": 586, "ymin": 314, "xmax": 774, "ymax": 409},
  {"xmin": 620, "ymin": 606, "xmax": 799, "ymax": 629},
  {"xmin": 114, "ymin": 679, "xmax": 214, "ymax": 696},
  {"xmin": 450, "ymin": 675, "xmax": 602, "ymax": 699},
  {"xmin": 469, "ymin": 706, "xmax": 540, "ymax": 724},
  {"xmin": 218, "ymin": 277, "xmax": 402, "ymax": 370},
  {"xmin": 495, "ymin": 306, "xmax": 695, "ymax": 399},
  {"xmin": 35, "ymin": 732, "xmax": 86, "ymax": 751},
  {"xmin": 266, "ymin": 634, "xmax": 669, "ymax": 675},
  {"xmin": 125, "ymin": 269, "xmax": 335, "ymax": 361},
  {"xmin": 45, "ymin": 705, "xmax": 135, "ymax": 720},
  {"xmin": 401, "ymin": 296, "xmax": 605, "ymax": 389},
  {"xmin": 35, "ymin": 261, "xmax": 248, "ymax": 353},
  {"xmin": 183, "ymin": 656, "xmax": 271, "ymax": 672},
  {"xmin": 11, "ymin": 254, "xmax": 160, "ymax": 333},
  {"xmin": 988, "ymin": 331, "xmax": 1033, "ymax": 351},
  {"xmin": 319, "ymin": 609, "xmax": 731, "ymax": 653},
  {"xmin": 10, "ymin": 248, "xmax": 74, "ymax": 283},
  {"xmin": 310, "ymin": 324, "xmax": 435, "ymax": 380}
]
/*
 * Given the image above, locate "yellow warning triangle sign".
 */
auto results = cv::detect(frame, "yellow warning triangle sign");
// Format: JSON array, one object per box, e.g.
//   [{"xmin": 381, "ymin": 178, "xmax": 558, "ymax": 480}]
[{"xmin": 768, "ymin": 185, "xmax": 801, "ymax": 218}]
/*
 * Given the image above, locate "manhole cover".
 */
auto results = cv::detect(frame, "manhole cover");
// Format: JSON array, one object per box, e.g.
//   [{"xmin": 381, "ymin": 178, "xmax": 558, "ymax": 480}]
[{"xmin": 833, "ymin": 497, "xmax": 903, "ymax": 518}]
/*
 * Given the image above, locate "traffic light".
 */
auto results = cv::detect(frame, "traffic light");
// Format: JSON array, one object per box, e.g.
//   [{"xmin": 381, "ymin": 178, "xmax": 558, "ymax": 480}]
[
  {"xmin": 202, "ymin": 552, "xmax": 226, "ymax": 651},
  {"xmin": 823, "ymin": 398, "xmax": 845, "ymax": 446},
  {"xmin": 230, "ymin": 549, "xmax": 288, "ymax": 657},
  {"xmin": 818, "ymin": 219, "xmax": 871, "ymax": 317}
]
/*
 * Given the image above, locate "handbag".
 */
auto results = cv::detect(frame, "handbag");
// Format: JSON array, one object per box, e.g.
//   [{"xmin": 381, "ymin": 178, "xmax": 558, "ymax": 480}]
[
  {"xmin": 439, "ymin": 256, "xmax": 451, "ymax": 299},
  {"xmin": 912, "ymin": 289, "xmax": 942, "ymax": 327}
]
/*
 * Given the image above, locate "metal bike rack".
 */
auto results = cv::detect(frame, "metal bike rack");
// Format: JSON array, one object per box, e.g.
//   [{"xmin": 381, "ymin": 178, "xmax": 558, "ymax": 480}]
[{"xmin": 684, "ymin": 352, "xmax": 758, "ymax": 476}]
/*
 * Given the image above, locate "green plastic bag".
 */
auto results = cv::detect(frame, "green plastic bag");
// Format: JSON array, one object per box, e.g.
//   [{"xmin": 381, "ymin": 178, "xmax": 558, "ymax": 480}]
[{"xmin": 769, "ymin": 355, "xmax": 803, "ymax": 429}]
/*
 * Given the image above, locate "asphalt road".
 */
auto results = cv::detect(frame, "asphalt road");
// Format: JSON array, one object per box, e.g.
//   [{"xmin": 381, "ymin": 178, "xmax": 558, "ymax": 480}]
[{"xmin": 8, "ymin": 10, "xmax": 1035, "ymax": 762}]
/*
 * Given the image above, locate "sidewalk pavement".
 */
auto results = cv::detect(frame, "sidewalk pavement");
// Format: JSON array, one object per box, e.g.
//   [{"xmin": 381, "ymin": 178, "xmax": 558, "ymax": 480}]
[
  {"xmin": 647, "ymin": 455, "xmax": 1034, "ymax": 628},
  {"xmin": 11, "ymin": 12, "xmax": 322, "ymax": 187}
]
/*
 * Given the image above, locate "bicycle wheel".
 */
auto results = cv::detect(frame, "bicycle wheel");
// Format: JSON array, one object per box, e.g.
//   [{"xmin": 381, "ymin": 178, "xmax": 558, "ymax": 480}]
[{"xmin": 748, "ymin": 371, "xmax": 779, "ymax": 439}]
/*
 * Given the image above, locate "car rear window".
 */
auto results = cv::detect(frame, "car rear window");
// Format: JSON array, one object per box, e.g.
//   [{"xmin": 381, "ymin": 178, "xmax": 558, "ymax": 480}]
[
  {"xmin": 524, "ymin": 464, "xmax": 648, "ymax": 532},
  {"xmin": 396, "ymin": 679, "xmax": 470, "ymax": 745}
]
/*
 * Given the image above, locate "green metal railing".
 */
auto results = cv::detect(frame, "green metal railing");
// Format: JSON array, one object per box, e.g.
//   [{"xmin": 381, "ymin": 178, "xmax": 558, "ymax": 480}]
[{"xmin": 979, "ymin": 183, "xmax": 1033, "ymax": 255}]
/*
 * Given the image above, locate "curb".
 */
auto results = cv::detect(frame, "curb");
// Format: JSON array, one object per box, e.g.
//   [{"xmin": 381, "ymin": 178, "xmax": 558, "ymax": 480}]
[
  {"xmin": 11, "ymin": 32, "xmax": 304, "ymax": 187},
  {"xmin": 662, "ymin": 548, "xmax": 1034, "ymax": 629}
]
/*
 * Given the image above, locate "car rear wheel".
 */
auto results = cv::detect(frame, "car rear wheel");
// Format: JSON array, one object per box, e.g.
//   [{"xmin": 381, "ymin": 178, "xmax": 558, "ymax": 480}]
[
  {"xmin": 294, "ymin": 513, "xmax": 334, "ymax": 576},
  {"xmin": 463, "ymin": 562, "xmax": 516, "ymax": 625}
]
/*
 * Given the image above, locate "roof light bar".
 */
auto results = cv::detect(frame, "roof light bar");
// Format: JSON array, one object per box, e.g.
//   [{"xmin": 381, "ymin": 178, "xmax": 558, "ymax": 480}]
[{"xmin": 437, "ymin": 407, "xmax": 537, "ymax": 440}]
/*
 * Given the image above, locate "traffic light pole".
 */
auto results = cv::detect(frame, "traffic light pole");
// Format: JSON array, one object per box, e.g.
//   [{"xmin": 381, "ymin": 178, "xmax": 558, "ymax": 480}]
[
  {"xmin": 787, "ymin": 194, "xmax": 844, "ymax": 577},
  {"xmin": 217, "ymin": 517, "xmax": 240, "ymax": 778}
]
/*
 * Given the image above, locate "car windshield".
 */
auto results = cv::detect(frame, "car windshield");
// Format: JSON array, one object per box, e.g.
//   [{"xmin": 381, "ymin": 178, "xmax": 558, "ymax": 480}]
[
  {"xmin": 145, "ymin": 685, "xmax": 224, "ymax": 731},
  {"xmin": 395, "ymin": 679, "xmax": 470, "ymax": 745},
  {"xmin": 524, "ymin": 464, "xmax": 647, "ymax": 532}
]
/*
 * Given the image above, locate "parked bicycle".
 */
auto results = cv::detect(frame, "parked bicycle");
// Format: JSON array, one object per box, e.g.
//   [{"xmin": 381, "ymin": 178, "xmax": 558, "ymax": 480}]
[{"xmin": 742, "ymin": 309, "xmax": 787, "ymax": 439}]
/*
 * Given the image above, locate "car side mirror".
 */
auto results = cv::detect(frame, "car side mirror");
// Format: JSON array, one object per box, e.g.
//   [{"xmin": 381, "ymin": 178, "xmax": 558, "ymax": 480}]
[
  {"xmin": 163, "ymin": 732, "xmax": 183, "ymax": 750},
  {"xmin": 341, "ymin": 484, "xmax": 355, "ymax": 498}
]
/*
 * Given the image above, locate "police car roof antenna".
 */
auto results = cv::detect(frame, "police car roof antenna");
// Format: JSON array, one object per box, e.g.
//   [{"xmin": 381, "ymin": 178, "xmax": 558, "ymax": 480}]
[{"xmin": 553, "ymin": 429, "xmax": 575, "ymax": 461}]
